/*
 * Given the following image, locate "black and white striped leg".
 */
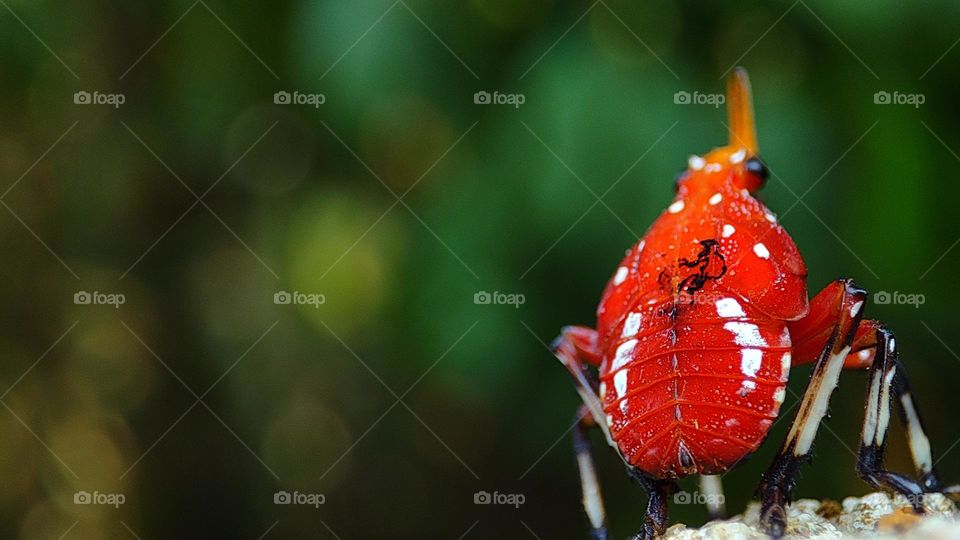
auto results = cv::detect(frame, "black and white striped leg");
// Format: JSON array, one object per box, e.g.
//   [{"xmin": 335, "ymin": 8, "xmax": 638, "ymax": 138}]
[
  {"xmin": 626, "ymin": 469, "xmax": 677, "ymax": 540},
  {"xmin": 857, "ymin": 328, "xmax": 960, "ymax": 509},
  {"xmin": 699, "ymin": 474, "xmax": 727, "ymax": 520},
  {"xmin": 757, "ymin": 280, "xmax": 866, "ymax": 537},
  {"xmin": 573, "ymin": 408, "xmax": 609, "ymax": 540}
]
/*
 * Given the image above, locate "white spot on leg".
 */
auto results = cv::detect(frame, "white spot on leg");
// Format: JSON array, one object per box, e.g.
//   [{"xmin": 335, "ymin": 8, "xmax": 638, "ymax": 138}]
[
  {"xmin": 875, "ymin": 368, "xmax": 896, "ymax": 444},
  {"xmin": 753, "ymin": 243, "xmax": 770, "ymax": 259},
  {"xmin": 577, "ymin": 451, "xmax": 606, "ymax": 529},
  {"xmin": 901, "ymin": 393, "xmax": 934, "ymax": 473},
  {"xmin": 863, "ymin": 369, "xmax": 882, "ymax": 444},
  {"xmin": 699, "ymin": 475, "xmax": 726, "ymax": 517},
  {"xmin": 792, "ymin": 346, "xmax": 850, "ymax": 455},
  {"xmin": 716, "ymin": 298, "xmax": 746, "ymax": 318},
  {"xmin": 722, "ymin": 224, "xmax": 736, "ymax": 238},
  {"xmin": 709, "ymin": 193, "xmax": 723, "ymax": 205},
  {"xmin": 613, "ymin": 266, "xmax": 628, "ymax": 285},
  {"xmin": 668, "ymin": 200, "xmax": 685, "ymax": 214}
]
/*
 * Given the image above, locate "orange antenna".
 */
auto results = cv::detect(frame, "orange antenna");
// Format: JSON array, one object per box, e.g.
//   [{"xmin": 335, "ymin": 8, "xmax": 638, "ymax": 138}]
[{"xmin": 727, "ymin": 67, "xmax": 758, "ymax": 154}]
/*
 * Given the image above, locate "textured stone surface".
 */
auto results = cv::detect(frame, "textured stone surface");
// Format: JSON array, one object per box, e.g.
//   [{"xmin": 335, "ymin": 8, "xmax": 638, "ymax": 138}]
[{"xmin": 662, "ymin": 492, "xmax": 959, "ymax": 539}]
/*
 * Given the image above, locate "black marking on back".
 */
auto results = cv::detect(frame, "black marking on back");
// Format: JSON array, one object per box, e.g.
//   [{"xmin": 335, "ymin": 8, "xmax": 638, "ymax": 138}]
[{"xmin": 676, "ymin": 239, "xmax": 727, "ymax": 299}]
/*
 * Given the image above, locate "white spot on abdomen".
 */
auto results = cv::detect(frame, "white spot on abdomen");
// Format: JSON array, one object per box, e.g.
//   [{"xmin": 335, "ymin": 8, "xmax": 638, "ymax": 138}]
[
  {"xmin": 613, "ymin": 266, "xmax": 628, "ymax": 285},
  {"xmin": 716, "ymin": 298, "xmax": 746, "ymax": 318},
  {"xmin": 724, "ymin": 322, "xmax": 767, "ymax": 348},
  {"xmin": 688, "ymin": 156, "xmax": 705, "ymax": 170},
  {"xmin": 753, "ymin": 243, "xmax": 770, "ymax": 259},
  {"xmin": 621, "ymin": 312, "xmax": 642, "ymax": 338},
  {"xmin": 709, "ymin": 193, "xmax": 722, "ymax": 205},
  {"xmin": 730, "ymin": 149, "xmax": 746, "ymax": 164},
  {"xmin": 740, "ymin": 349, "xmax": 763, "ymax": 378},
  {"xmin": 611, "ymin": 339, "xmax": 637, "ymax": 371},
  {"xmin": 668, "ymin": 200, "xmax": 685, "ymax": 214},
  {"xmin": 614, "ymin": 370, "xmax": 628, "ymax": 398},
  {"xmin": 722, "ymin": 224, "xmax": 735, "ymax": 238}
]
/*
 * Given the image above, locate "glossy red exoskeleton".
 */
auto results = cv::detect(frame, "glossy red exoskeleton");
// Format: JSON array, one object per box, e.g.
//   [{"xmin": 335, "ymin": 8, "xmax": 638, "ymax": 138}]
[{"xmin": 552, "ymin": 68, "xmax": 959, "ymax": 540}]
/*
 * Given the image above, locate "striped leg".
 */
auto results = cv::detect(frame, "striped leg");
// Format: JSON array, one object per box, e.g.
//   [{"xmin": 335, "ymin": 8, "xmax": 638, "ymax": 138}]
[
  {"xmin": 552, "ymin": 326, "xmax": 614, "ymax": 447},
  {"xmin": 573, "ymin": 407, "xmax": 609, "ymax": 540},
  {"xmin": 758, "ymin": 279, "xmax": 866, "ymax": 537},
  {"xmin": 554, "ymin": 327, "xmax": 612, "ymax": 539},
  {"xmin": 699, "ymin": 474, "xmax": 727, "ymax": 520},
  {"xmin": 856, "ymin": 326, "xmax": 959, "ymax": 505},
  {"xmin": 790, "ymin": 308, "xmax": 951, "ymax": 495}
]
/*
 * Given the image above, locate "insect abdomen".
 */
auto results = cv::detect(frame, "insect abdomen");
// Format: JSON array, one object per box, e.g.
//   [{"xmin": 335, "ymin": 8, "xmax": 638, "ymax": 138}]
[{"xmin": 599, "ymin": 293, "xmax": 790, "ymax": 477}]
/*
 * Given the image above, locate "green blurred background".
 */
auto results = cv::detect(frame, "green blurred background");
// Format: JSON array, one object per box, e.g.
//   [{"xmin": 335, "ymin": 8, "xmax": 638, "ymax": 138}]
[{"xmin": 1, "ymin": 0, "xmax": 959, "ymax": 538}]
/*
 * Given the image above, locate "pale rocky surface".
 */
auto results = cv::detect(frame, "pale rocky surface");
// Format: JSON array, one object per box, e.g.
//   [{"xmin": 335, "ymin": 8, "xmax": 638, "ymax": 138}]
[{"xmin": 663, "ymin": 493, "xmax": 959, "ymax": 539}]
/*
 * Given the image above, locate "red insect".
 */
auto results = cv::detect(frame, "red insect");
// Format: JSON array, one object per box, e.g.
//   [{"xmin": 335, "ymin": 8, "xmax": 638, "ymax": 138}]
[{"xmin": 552, "ymin": 68, "xmax": 958, "ymax": 539}]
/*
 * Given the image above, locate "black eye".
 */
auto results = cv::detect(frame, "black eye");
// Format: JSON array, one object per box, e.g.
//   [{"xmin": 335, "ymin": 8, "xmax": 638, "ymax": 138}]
[{"xmin": 745, "ymin": 157, "xmax": 768, "ymax": 184}]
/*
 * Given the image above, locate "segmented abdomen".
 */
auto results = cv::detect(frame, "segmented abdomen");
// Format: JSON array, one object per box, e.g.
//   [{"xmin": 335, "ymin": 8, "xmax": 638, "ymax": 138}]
[{"xmin": 598, "ymin": 292, "xmax": 790, "ymax": 478}]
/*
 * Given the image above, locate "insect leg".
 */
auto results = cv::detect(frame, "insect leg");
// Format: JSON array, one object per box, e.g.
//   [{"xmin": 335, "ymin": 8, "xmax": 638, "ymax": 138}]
[
  {"xmin": 625, "ymin": 470, "xmax": 677, "ymax": 540},
  {"xmin": 856, "ymin": 327, "xmax": 926, "ymax": 509},
  {"xmin": 552, "ymin": 326, "xmax": 614, "ymax": 446},
  {"xmin": 699, "ymin": 474, "xmax": 726, "ymax": 520},
  {"xmin": 572, "ymin": 405, "xmax": 609, "ymax": 540},
  {"xmin": 758, "ymin": 279, "xmax": 866, "ymax": 537},
  {"xmin": 813, "ymin": 316, "xmax": 957, "ymax": 499},
  {"xmin": 855, "ymin": 325, "xmax": 960, "ymax": 504},
  {"xmin": 553, "ymin": 326, "xmax": 619, "ymax": 538}
]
